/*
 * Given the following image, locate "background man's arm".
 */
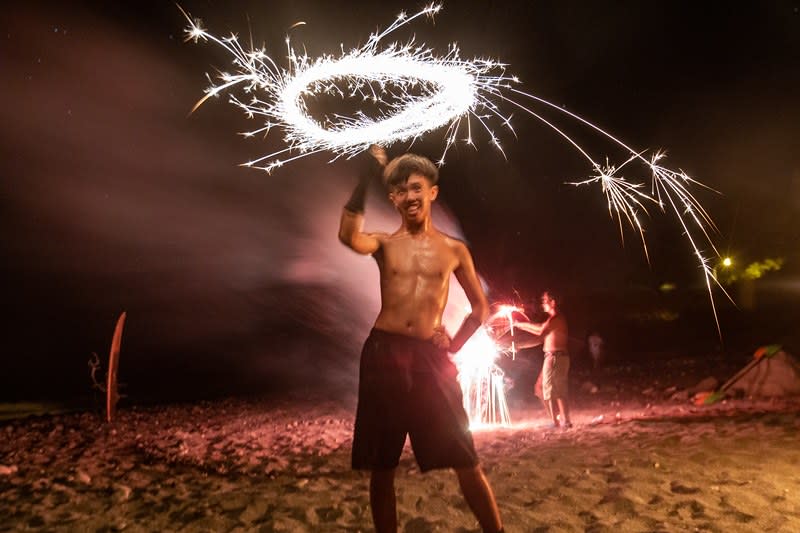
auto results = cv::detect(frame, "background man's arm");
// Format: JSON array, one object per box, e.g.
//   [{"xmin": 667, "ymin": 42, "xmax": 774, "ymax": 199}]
[
  {"xmin": 514, "ymin": 320, "xmax": 548, "ymax": 336},
  {"xmin": 448, "ymin": 242, "xmax": 490, "ymax": 353},
  {"xmin": 495, "ymin": 329, "xmax": 542, "ymax": 350},
  {"xmin": 338, "ymin": 146, "xmax": 386, "ymax": 255}
]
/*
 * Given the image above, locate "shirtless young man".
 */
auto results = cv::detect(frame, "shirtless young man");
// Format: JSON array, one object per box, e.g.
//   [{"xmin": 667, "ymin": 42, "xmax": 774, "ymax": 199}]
[
  {"xmin": 515, "ymin": 291, "xmax": 572, "ymax": 429},
  {"xmin": 338, "ymin": 146, "xmax": 503, "ymax": 533}
]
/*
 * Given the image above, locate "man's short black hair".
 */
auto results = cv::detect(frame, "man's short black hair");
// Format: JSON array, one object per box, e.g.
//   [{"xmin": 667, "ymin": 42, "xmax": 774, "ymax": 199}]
[
  {"xmin": 541, "ymin": 289, "xmax": 561, "ymax": 305},
  {"xmin": 383, "ymin": 153, "xmax": 439, "ymax": 190}
]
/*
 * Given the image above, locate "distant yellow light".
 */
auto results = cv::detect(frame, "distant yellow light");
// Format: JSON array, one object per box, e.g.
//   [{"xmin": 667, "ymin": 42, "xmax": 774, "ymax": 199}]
[{"xmin": 722, "ymin": 257, "xmax": 733, "ymax": 267}]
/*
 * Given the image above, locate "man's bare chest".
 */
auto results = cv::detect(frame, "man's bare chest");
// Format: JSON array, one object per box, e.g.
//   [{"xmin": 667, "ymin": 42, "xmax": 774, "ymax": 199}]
[{"xmin": 379, "ymin": 239, "xmax": 456, "ymax": 280}]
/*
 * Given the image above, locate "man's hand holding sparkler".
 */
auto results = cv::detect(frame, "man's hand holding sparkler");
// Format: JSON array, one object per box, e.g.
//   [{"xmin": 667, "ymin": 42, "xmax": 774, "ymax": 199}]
[
  {"xmin": 367, "ymin": 144, "xmax": 388, "ymax": 167},
  {"xmin": 490, "ymin": 318, "xmax": 544, "ymax": 351}
]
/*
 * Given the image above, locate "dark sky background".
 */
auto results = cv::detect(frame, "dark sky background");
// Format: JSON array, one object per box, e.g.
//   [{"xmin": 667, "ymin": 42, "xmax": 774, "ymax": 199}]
[{"xmin": 1, "ymin": 1, "xmax": 798, "ymax": 403}]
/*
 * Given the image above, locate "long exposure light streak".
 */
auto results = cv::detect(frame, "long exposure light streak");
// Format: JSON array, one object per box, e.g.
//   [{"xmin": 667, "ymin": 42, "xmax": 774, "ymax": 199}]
[{"xmin": 181, "ymin": 4, "xmax": 729, "ymax": 419}]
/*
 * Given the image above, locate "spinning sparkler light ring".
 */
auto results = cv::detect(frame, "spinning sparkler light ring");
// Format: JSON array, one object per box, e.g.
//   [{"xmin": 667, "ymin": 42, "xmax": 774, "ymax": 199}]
[
  {"xmin": 182, "ymin": 2, "xmax": 508, "ymax": 168},
  {"xmin": 279, "ymin": 56, "xmax": 475, "ymax": 149}
]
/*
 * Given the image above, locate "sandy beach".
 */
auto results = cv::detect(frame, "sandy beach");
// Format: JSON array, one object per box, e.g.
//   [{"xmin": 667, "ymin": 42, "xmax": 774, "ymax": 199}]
[{"xmin": 2, "ymin": 356, "xmax": 799, "ymax": 532}]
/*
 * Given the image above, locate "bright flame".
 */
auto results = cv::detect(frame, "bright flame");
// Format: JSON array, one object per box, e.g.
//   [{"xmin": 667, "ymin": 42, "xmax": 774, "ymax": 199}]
[
  {"xmin": 452, "ymin": 326, "xmax": 511, "ymax": 429},
  {"xmin": 488, "ymin": 304, "xmax": 526, "ymax": 359},
  {"xmin": 181, "ymin": 4, "xmax": 728, "ymax": 333}
]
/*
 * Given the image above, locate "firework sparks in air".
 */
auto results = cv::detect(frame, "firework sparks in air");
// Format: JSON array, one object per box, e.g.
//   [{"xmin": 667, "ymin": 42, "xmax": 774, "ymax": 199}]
[
  {"xmin": 452, "ymin": 325, "xmax": 512, "ymax": 429},
  {"xmin": 491, "ymin": 304, "xmax": 526, "ymax": 360},
  {"xmin": 181, "ymin": 4, "xmax": 729, "ymax": 422},
  {"xmin": 450, "ymin": 303, "xmax": 528, "ymax": 428}
]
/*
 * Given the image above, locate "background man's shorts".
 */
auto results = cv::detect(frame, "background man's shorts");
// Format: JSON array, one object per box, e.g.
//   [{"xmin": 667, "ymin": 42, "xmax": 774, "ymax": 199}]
[
  {"xmin": 351, "ymin": 329, "xmax": 479, "ymax": 473},
  {"xmin": 538, "ymin": 351, "xmax": 570, "ymax": 401}
]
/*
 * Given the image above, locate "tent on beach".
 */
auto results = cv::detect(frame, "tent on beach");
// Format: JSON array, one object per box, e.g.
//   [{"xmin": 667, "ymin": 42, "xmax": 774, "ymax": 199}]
[
  {"xmin": 729, "ymin": 349, "xmax": 800, "ymax": 398},
  {"xmin": 695, "ymin": 346, "xmax": 800, "ymax": 405}
]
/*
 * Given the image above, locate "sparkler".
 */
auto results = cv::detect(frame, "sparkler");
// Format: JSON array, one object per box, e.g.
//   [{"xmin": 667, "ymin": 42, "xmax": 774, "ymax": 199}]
[
  {"xmin": 447, "ymin": 303, "xmax": 525, "ymax": 428},
  {"xmin": 490, "ymin": 304, "xmax": 527, "ymax": 360},
  {"xmin": 181, "ymin": 3, "xmax": 489, "ymax": 171},
  {"xmin": 451, "ymin": 326, "xmax": 512, "ymax": 428}
]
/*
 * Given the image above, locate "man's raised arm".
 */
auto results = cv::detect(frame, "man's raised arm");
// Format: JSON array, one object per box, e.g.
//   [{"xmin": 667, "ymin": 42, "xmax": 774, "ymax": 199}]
[{"xmin": 338, "ymin": 146, "xmax": 386, "ymax": 255}]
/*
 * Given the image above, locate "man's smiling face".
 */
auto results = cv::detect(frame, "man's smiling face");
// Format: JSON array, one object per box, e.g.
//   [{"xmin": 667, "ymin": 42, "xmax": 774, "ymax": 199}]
[{"xmin": 389, "ymin": 173, "xmax": 438, "ymax": 224}]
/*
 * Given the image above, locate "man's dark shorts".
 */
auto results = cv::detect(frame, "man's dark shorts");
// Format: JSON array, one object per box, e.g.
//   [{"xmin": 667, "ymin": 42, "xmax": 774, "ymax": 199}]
[{"xmin": 352, "ymin": 329, "xmax": 479, "ymax": 473}]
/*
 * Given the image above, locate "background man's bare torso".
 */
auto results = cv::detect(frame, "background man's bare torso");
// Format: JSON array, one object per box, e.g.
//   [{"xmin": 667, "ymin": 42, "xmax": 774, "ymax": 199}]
[{"xmin": 542, "ymin": 314, "xmax": 568, "ymax": 353}]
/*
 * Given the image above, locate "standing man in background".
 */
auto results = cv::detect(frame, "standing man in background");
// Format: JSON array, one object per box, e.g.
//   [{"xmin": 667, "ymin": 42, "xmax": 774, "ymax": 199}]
[{"xmin": 514, "ymin": 290, "xmax": 573, "ymax": 429}]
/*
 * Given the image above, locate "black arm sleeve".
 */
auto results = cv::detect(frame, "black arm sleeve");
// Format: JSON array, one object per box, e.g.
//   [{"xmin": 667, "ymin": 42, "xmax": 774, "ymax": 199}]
[{"xmin": 344, "ymin": 151, "xmax": 383, "ymax": 213}]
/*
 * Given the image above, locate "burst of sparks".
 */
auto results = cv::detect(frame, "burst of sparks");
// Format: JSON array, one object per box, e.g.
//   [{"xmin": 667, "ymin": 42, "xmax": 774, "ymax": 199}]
[
  {"xmin": 448, "ymin": 302, "xmax": 530, "ymax": 428},
  {"xmin": 181, "ymin": 4, "xmax": 728, "ymax": 333},
  {"xmin": 489, "ymin": 304, "xmax": 526, "ymax": 360},
  {"xmin": 452, "ymin": 326, "xmax": 512, "ymax": 429}
]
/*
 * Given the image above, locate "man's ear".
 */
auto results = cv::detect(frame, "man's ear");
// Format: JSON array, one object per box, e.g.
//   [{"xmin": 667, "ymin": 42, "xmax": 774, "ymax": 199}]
[{"xmin": 430, "ymin": 184, "xmax": 439, "ymax": 201}]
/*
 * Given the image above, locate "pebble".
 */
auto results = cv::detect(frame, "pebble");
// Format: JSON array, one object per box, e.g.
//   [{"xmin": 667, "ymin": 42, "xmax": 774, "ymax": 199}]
[{"xmin": 0, "ymin": 464, "xmax": 19, "ymax": 475}]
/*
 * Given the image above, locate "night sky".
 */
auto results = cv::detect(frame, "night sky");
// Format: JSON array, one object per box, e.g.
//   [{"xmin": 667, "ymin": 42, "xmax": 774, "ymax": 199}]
[{"xmin": 2, "ymin": 1, "xmax": 798, "ymax": 403}]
